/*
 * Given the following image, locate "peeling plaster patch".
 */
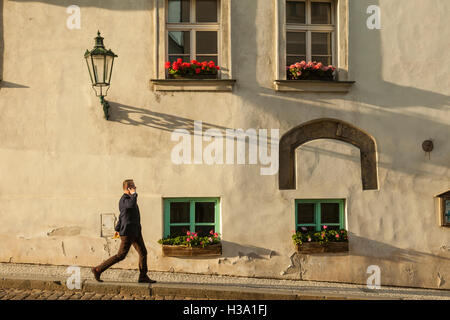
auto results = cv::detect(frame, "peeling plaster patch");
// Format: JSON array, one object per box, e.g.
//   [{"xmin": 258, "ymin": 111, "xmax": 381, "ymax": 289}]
[
  {"xmin": 47, "ymin": 226, "xmax": 81, "ymax": 237},
  {"xmin": 90, "ymin": 246, "xmax": 95, "ymax": 253},
  {"xmin": 8, "ymin": 257, "xmax": 13, "ymax": 263},
  {"xmin": 440, "ymin": 245, "xmax": 450, "ymax": 252},
  {"xmin": 437, "ymin": 272, "xmax": 445, "ymax": 288},
  {"xmin": 281, "ymin": 253, "xmax": 301, "ymax": 276},
  {"xmin": 168, "ymin": 267, "xmax": 175, "ymax": 273}
]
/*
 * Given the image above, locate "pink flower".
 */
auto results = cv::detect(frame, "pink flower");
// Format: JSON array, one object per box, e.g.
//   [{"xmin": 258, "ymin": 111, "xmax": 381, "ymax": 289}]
[
  {"xmin": 208, "ymin": 237, "xmax": 213, "ymax": 242},
  {"xmin": 193, "ymin": 233, "xmax": 198, "ymax": 237},
  {"xmin": 335, "ymin": 234, "xmax": 340, "ymax": 238},
  {"xmin": 323, "ymin": 225, "xmax": 328, "ymax": 230},
  {"xmin": 308, "ymin": 238, "xmax": 311, "ymax": 242},
  {"xmin": 295, "ymin": 62, "xmax": 301, "ymax": 68},
  {"xmin": 210, "ymin": 230, "xmax": 214, "ymax": 235},
  {"xmin": 186, "ymin": 238, "xmax": 191, "ymax": 242},
  {"xmin": 187, "ymin": 231, "xmax": 191, "ymax": 236},
  {"xmin": 296, "ymin": 71, "xmax": 302, "ymax": 76},
  {"xmin": 190, "ymin": 236, "xmax": 194, "ymax": 240},
  {"xmin": 322, "ymin": 66, "xmax": 329, "ymax": 72},
  {"xmin": 214, "ymin": 233, "xmax": 218, "ymax": 238}
]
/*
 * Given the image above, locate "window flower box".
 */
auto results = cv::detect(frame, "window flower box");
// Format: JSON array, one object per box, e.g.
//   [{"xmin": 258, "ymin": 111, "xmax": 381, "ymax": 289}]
[
  {"xmin": 287, "ymin": 61, "xmax": 336, "ymax": 81},
  {"xmin": 158, "ymin": 230, "xmax": 222, "ymax": 257},
  {"xmin": 292, "ymin": 226, "xmax": 349, "ymax": 254},
  {"xmin": 162, "ymin": 243, "xmax": 222, "ymax": 257},
  {"xmin": 165, "ymin": 59, "xmax": 220, "ymax": 80}
]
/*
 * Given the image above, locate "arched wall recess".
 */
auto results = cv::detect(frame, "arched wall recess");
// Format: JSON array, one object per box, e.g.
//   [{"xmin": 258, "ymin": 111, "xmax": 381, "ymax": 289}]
[{"xmin": 279, "ymin": 118, "xmax": 379, "ymax": 190}]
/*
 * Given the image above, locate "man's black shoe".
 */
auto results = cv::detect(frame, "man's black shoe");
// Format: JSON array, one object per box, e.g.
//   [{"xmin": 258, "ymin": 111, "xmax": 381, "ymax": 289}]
[
  {"xmin": 91, "ymin": 267, "xmax": 103, "ymax": 282},
  {"xmin": 138, "ymin": 275, "xmax": 156, "ymax": 283}
]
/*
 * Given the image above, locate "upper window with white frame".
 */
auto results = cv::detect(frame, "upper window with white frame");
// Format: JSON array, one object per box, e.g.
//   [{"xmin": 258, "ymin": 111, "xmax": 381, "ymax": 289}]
[
  {"xmin": 166, "ymin": 0, "xmax": 220, "ymax": 68},
  {"xmin": 285, "ymin": 0, "xmax": 336, "ymax": 67}
]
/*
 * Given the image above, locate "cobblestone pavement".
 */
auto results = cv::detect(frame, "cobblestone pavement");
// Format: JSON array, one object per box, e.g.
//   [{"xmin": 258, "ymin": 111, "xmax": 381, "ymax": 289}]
[{"xmin": 0, "ymin": 288, "xmax": 210, "ymax": 300}]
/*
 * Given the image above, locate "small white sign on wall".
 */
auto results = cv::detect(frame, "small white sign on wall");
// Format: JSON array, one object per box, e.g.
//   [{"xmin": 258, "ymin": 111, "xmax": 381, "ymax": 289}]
[{"xmin": 101, "ymin": 213, "xmax": 116, "ymax": 238}]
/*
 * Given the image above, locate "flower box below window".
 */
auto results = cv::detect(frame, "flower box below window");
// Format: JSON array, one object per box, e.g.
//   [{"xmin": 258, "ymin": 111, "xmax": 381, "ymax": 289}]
[
  {"xmin": 162, "ymin": 243, "xmax": 222, "ymax": 257},
  {"xmin": 296, "ymin": 242, "xmax": 349, "ymax": 254},
  {"xmin": 274, "ymin": 80, "xmax": 355, "ymax": 93},
  {"xmin": 150, "ymin": 79, "xmax": 236, "ymax": 92},
  {"xmin": 168, "ymin": 74, "xmax": 218, "ymax": 80}
]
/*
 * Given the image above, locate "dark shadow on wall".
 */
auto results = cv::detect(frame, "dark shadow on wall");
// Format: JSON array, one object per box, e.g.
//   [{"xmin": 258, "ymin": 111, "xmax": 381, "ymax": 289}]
[
  {"xmin": 9, "ymin": 0, "xmax": 152, "ymax": 11},
  {"xmin": 347, "ymin": 233, "xmax": 450, "ymax": 264},
  {"xmin": 108, "ymin": 101, "xmax": 270, "ymax": 146},
  {"xmin": 109, "ymin": 101, "xmax": 232, "ymax": 135}
]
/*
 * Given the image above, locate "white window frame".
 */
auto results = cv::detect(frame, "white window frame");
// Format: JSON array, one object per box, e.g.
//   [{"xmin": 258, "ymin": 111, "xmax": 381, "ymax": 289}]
[
  {"xmin": 154, "ymin": 0, "xmax": 232, "ymax": 80},
  {"xmin": 286, "ymin": 0, "xmax": 336, "ymax": 66},
  {"xmin": 166, "ymin": 0, "xmax": 221, "ymax": 65},
  {"xmin": 275, "ymin": 0, "xmax": 349, "ymax": 81}
]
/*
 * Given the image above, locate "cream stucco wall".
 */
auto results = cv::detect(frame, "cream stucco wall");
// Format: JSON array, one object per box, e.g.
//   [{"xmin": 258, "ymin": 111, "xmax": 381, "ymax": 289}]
[{"xmin": 0, "ymin": 0, "xmax": 449, "ymax": 289}]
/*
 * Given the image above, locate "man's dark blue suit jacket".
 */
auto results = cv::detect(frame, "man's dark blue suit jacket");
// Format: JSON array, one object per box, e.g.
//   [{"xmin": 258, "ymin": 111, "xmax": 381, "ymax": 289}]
[{"xmin": 115, "ymin": 193, "xmax": 142, "ymax": 236}]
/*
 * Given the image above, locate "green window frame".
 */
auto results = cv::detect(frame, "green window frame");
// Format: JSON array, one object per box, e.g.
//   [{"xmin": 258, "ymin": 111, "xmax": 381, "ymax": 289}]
[
  {"xmin": 295, "ymin": 199, "xmax": 345, "ymax": 232},
  {"xmin": 163, "ymin": 197, "xmax": 220, "ymax": 238}
]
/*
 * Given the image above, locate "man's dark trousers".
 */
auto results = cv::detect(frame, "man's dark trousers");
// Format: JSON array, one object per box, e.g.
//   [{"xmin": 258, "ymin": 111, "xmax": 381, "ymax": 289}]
[{"xmin": 96, "ymin": 233, "xmax": 148, "ymax": 277}]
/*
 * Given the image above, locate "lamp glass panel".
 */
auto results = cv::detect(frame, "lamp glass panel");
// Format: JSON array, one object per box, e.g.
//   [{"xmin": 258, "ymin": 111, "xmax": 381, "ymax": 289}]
[
  {"xmin": 92, "ymin": 55, "xmax": 106, "ymax": 84},
  {"xmin": 105, "ymin": 55, "xmax": 114, "ymax": 84},
  {"xmin": 85, "ymin": 57, "xmax": 95, "ymax": 85}
]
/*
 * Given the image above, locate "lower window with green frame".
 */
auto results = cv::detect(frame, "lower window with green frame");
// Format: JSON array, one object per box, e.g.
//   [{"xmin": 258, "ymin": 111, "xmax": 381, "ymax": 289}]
[
  {"xmin": 163, "ymin": 198, "xmax": 220, "ymax": 238},
  {"xmin": 295, "ymin": 199, "xmax": 345, "ymax": 232}
]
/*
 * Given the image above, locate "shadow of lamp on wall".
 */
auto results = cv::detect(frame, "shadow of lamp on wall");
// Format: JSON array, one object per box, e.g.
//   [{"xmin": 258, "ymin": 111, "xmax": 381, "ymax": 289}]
[{"xmin": 84, "ymin": 31, "xmax": 117, "ymax": 120}]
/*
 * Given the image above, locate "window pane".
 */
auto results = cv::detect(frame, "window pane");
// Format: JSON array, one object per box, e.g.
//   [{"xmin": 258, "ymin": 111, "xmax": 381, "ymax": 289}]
[
  {"xmin": 170, "ymin": 202, "xmax": 190, "ymax": 223},
  {"xmin": 286, "ymin": 55, "xmax": 306, "ymax": 66},
  {"xmin": 196, "ymin": 31, "xmax": 218, "ymax": 54},
  {"xmin": 196, "ymin": 0, "xmax": 218, "ymax": 23},
  {"xmin": 321, "ymin": 203, "xmax": 340, "ymax": 224},
  {"xmin": 168, "ymin": 31, "xmax": 190, "ymax": 54},
  {"xmin": 286, "ymin": 32, "xmax": 306, "ymax": 55},
  {"xmin": 286, "ymin": 1, "xmax": 306, "ymax": 24},
  {"xmin": 311, "ymin": 2, "xmax": 331, "ymax": 24},
  {"xmin": 168, "ymin": 0, "xmax": 190, "ymax": 23},
  {"xmin": 168, "ymin": 55, "xmax": 190, "ymax": 63},
  {"xmin": 311, "ymin": 55, "xmax": 331, "ymax": 65},
  {"xmin": 195, "ymin": 225, "xmax": 216, "ymax": 237},
  {"xmin": 297, "ymin": 203, "xmax": 315, "ymax": 224},
  {"xmin": 311, "ymin": 32, "xmax": 331, "ymax": 55},
  {"xmin": 297, "ymin": 225, "xmax": 315, "ymax": 233},
  {"xmin": 170, "ymin": 225, "xmax": 190, "ymax": 237},
  {"xmin": 445, "ymin": 200, "xmax": 450, "ymax": 224},
  {"xmin": 195, "ymin": 56, "xmax": 218, "ymax": 65},
  {"xmin": 195, "ymin": 202, "xmax": 215, "ymax": 223}
]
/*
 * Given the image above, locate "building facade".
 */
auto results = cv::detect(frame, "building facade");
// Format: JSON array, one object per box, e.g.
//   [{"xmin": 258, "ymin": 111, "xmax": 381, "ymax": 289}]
[{"xmin": 0, "ymin": 0, "xmax": 449, "ymax": 290}]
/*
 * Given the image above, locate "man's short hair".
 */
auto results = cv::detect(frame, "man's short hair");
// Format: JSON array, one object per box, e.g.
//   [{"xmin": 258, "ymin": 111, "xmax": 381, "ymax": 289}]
[{"xmin": 123, "ymin": 179, "xmax": 134, "ymax": 190}]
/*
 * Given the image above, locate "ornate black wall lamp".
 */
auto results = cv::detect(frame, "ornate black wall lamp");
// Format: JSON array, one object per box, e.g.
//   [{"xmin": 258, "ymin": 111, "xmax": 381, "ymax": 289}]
[{"xmin": 84, "ymin": 31, "xmax": 117, "ymax": 120}]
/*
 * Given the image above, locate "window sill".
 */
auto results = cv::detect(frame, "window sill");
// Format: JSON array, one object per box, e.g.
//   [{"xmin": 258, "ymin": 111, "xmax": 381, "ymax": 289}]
[
  {"xmin": 161, "ymin": 243, "xmax": 222, "ymax": 257},
  {"xmin": 274, "ymin": 80, "xmax": 355, "ymax": 93},
  {"xmin": 150, "ymin": 79, "xmax": 236, "ymax": 92}
]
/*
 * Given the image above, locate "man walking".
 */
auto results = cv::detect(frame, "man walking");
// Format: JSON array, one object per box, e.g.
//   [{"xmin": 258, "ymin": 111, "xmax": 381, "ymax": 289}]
[{"xmin": 92, "ymin": 179, "xmax": 156, "ymax": 283}]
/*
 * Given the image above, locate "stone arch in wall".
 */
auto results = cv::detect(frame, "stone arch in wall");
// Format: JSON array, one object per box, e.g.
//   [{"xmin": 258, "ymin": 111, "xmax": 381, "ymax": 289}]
[{"xmin": 279, "ymin": 118, "xmax": 378, "ymax": 190}]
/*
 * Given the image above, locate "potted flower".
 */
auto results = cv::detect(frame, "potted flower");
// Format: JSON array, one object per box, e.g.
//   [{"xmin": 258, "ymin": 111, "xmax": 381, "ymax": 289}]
[
  {"xmin": 287, "ymin": 61, "xmax": 336, "ymax": 81},
  {"xmin": 165, "ymin": 59, "xmax": 220, "ymax": 79},
  {"xmin": 292, "ymin": 226, "xmax": 348, "ymax": 254},
  {"xmin": 158, "ymin": 230, "xmax": 222, "ymax": 257}
]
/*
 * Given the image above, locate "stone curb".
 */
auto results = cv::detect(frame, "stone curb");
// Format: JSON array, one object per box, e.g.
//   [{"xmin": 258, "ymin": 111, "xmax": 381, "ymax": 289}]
[{"xmin": 0, "ymin": 276, "xmax": 373, "ymax": 300}]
